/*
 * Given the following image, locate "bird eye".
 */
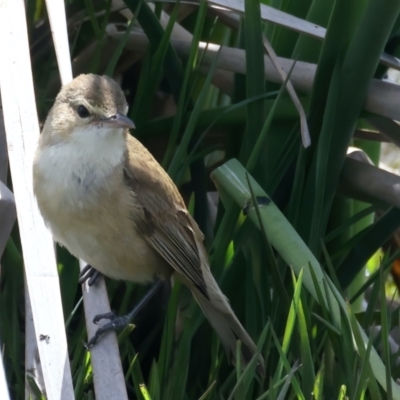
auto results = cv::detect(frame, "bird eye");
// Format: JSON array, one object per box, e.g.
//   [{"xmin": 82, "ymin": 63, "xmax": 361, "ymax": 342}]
[{"xmin": 77, "ymin": 105, "xmax": 90, "ymax": 118}]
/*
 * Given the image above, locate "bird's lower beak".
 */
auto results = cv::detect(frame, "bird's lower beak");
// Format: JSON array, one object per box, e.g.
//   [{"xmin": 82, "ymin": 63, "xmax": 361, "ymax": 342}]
[{"xmin": 101, "ymin": 113, "xmax": 135, "ymax": 129}]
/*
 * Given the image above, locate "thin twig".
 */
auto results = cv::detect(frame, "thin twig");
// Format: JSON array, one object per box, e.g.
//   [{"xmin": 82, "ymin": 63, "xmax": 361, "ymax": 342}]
[{"xmin": 262, "ymin": 35, "xmax": 310, "ymax": 148}]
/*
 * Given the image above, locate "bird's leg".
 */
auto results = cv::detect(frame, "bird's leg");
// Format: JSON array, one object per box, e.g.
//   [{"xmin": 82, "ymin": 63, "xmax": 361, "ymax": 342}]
[
  {"xmin": 85, "ymin": 280, "xmax": 164, "ymax": 348},
  {"xmin": 79, "ymin": 264, "xmax": 102, "ymax": 286}
]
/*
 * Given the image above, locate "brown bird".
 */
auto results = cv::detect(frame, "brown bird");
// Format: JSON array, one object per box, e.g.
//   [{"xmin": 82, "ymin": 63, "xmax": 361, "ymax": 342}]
[{"xmin": 33, "ymin": 74, "xmax": 264, "ymax": 372}]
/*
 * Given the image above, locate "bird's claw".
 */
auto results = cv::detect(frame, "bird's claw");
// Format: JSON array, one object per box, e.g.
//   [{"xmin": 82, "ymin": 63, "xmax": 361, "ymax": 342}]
[
  {"xmin": 85, "ymin": 313, "xmax": 130, "ymax": 348},
  {"xmin": 78, "ymin": 264, "xmax": 102, "ymax": 286},
  {"xmin": 93, "ymin": 311, "xmax": 117, "ymax": 324},
  {"xmin": 84, "ymin": 281, "xmax": 164, "ymax": 349}
]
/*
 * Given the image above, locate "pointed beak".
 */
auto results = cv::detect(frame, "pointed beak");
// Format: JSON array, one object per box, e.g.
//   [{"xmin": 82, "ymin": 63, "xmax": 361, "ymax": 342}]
[{"xmin": 101, "ymin": 113, "xmax": 135, "ymax": 129}]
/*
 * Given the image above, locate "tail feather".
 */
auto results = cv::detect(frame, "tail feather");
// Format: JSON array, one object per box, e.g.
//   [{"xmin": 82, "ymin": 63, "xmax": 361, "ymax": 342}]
[
  {"xmin": 182, "ymin": 216, "xmax": 265, "ymax": 375},
  {"xmin": 191, "ymin": 284, "xmax": 265, "ymax": 376}
]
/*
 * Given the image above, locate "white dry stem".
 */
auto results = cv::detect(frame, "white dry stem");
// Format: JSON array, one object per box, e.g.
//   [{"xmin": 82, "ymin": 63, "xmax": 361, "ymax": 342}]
[
  {"xmin": 0, "ymin": 0, "xmax": 74, "ymax": 398},
  {"xmin": 0, "ymin": 104, "xmax": 16, "ymax": 262}
]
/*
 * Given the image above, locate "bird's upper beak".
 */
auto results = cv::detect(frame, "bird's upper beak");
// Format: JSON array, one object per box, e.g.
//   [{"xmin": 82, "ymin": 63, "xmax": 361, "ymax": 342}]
[{"xmin": 100, "ymin": 113, "xmax": 135, "ymax": 129}]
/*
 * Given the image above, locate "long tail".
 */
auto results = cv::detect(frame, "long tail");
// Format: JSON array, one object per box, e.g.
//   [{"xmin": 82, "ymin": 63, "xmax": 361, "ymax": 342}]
[
  {"xmin": 180, "ymin": 216, "xmax": 265, "ymax": 374},
  {"xmin": 190, "ymin": 276, "xmax": 265, "ymax": 376}
]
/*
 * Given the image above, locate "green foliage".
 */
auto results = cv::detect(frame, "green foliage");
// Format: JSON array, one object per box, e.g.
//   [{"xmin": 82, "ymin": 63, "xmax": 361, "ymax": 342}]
[{"xmin": 2, "ymin": 0, "xmax": 400, "ymax": 399}]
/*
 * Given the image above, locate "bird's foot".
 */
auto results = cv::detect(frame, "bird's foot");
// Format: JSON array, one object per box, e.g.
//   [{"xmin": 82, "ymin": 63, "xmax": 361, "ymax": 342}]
[
  {"xmin": 79, "ymin": 264, "xmax": 102, "ymax": 286},
  {"xmin": 84, "ymin": 280, "xmax": 165, "ymax": 349},
  {"xmin": 85, "ymin": 312, "xmax": 131, "ymax": 348}
]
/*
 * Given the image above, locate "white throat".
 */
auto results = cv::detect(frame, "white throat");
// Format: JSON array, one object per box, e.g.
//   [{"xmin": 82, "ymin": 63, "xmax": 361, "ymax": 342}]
[
  {"xmin": 36, "ymin": 125, "xmax": 126, "ymax": 196},
  {"xmin": 69, "ymin": 124, "xmax": 126, "ymax": 171}
]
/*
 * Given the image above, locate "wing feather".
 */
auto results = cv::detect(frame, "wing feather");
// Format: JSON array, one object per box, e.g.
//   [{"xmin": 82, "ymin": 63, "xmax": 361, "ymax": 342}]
[
  {"xmin": 123, "ymin": 136, "xmax": 208, "ymax": 297},
  {"xmin": 149, "ymin": 226, "xmax": 208, "ymax": 295}
]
